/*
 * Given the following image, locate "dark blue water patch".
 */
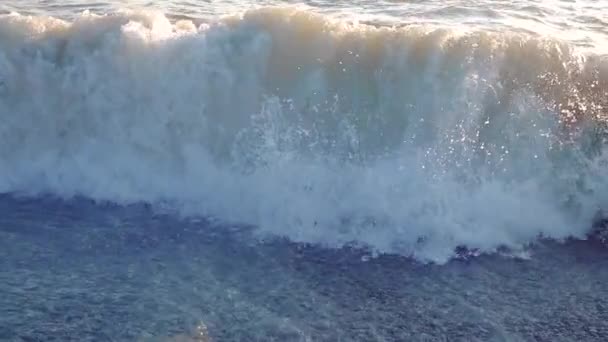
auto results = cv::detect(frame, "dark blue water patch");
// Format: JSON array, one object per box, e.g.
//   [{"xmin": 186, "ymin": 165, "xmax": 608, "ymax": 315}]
[
  {"xmin": 0, "ymin": 192, "xmax": 605, "ymax": 268},
  {"xmin": 1, "ymin": 193, "xmax": 608, "ymax": 341}
]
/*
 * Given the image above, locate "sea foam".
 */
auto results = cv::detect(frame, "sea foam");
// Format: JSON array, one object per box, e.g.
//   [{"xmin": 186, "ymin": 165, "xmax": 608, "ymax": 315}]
[{"xmin": 0, "ymin": 8, "xmax": 606, "ymax": 262}]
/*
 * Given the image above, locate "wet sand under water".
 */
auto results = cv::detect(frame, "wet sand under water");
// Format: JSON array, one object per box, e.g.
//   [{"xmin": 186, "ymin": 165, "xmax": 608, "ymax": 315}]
[{"xmin": 1, "ymin": 196, "xmax": 608, "ymax": 341}]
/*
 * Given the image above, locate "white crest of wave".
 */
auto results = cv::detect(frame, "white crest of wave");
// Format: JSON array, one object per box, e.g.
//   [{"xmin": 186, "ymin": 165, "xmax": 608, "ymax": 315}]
[{"xmin": 0, "ymin": 8, "xmax": 607, "ymax": 262}]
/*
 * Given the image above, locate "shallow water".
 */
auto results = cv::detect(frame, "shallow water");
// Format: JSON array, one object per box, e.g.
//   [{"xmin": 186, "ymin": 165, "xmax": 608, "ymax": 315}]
[
  {"xmin": 1, "ymin": 1, "xmax": 608, "ymax": 340},
  {"xmin": 2, "ymin": 195, "xmax": 608, "ymax": 341}
]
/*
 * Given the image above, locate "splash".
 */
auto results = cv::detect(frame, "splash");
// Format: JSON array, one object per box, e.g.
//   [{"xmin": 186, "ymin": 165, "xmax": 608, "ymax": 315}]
[{"xmin": 0, "ymin": 8, "xmax": 606, "ymax": 262}]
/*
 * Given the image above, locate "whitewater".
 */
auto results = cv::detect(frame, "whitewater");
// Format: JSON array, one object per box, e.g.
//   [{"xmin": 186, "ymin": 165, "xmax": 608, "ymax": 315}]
[
  {"xmin": 2, "ymin": 1, "xmax": 608, "ymax": 341},
  {"xmin": 0, "ymin": 2, "xmax": 607, "ymax": 263}
]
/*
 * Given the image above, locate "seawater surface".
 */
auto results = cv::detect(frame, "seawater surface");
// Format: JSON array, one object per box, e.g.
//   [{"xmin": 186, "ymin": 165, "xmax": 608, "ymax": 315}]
[{"xmin": 0, "ymin": 0, "xmax": 607, "ymax": 341}]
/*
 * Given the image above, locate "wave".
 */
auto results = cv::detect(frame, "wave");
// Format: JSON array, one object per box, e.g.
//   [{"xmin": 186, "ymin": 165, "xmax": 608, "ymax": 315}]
[{"xmin": 0, "ymin": 7, "xmax": 607, "ymax": 262}]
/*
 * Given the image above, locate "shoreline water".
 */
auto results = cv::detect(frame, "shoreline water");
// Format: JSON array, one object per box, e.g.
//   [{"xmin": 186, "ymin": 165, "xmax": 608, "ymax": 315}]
[
  {"xmin": 1, "ymin": 2, "xmax": 607, "ymax": 340},
  {"xmin": 1, "ymin": 194, "xmax": 608, "ymax": 341}
]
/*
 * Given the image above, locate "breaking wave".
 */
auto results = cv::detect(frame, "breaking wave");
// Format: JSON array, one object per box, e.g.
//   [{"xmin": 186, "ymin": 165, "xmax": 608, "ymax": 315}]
[{"xmin": 0, "ymin": 8, "xmax": 607, "ymax": 262}]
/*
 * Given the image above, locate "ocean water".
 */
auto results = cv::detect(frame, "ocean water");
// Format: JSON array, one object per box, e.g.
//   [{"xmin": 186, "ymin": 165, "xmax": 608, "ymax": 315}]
[{"xmin": 1, "ymin": 1, "xmax": 607, "ymax": 341}]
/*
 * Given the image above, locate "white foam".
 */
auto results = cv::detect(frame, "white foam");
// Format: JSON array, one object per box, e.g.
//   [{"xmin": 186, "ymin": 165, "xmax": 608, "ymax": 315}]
[{"xmin": 0, "ymin": 8, "xmax": 606, "ymax": 263}]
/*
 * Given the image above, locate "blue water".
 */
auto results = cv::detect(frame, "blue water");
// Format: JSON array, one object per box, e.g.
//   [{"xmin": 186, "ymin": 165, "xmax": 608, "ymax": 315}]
[
  {"xmin": 1, "ymin": 0, "xmax": 608, "ymax": 340},
  {"xmin": 2, "ymin": 194, "xmax": 608, "ymax": 341}
]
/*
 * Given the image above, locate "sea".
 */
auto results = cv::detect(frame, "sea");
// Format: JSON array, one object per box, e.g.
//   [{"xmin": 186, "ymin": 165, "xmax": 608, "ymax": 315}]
[{"xmin": 0, "ymin": 0, "xmax": 607, "ymax": 341}]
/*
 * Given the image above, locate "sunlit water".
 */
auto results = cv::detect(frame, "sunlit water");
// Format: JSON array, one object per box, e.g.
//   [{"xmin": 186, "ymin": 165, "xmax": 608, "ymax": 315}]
[
  {"xmin": 0, "ymin": 0, "xmax": 606, "ymax": 261},
  {"xmin": 3, "ymin": 0, "xmax": 607, "ymax": 53},
  {"xmin": 1, "ymin": 1, "xmax": 608, "ymax": 340}
]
